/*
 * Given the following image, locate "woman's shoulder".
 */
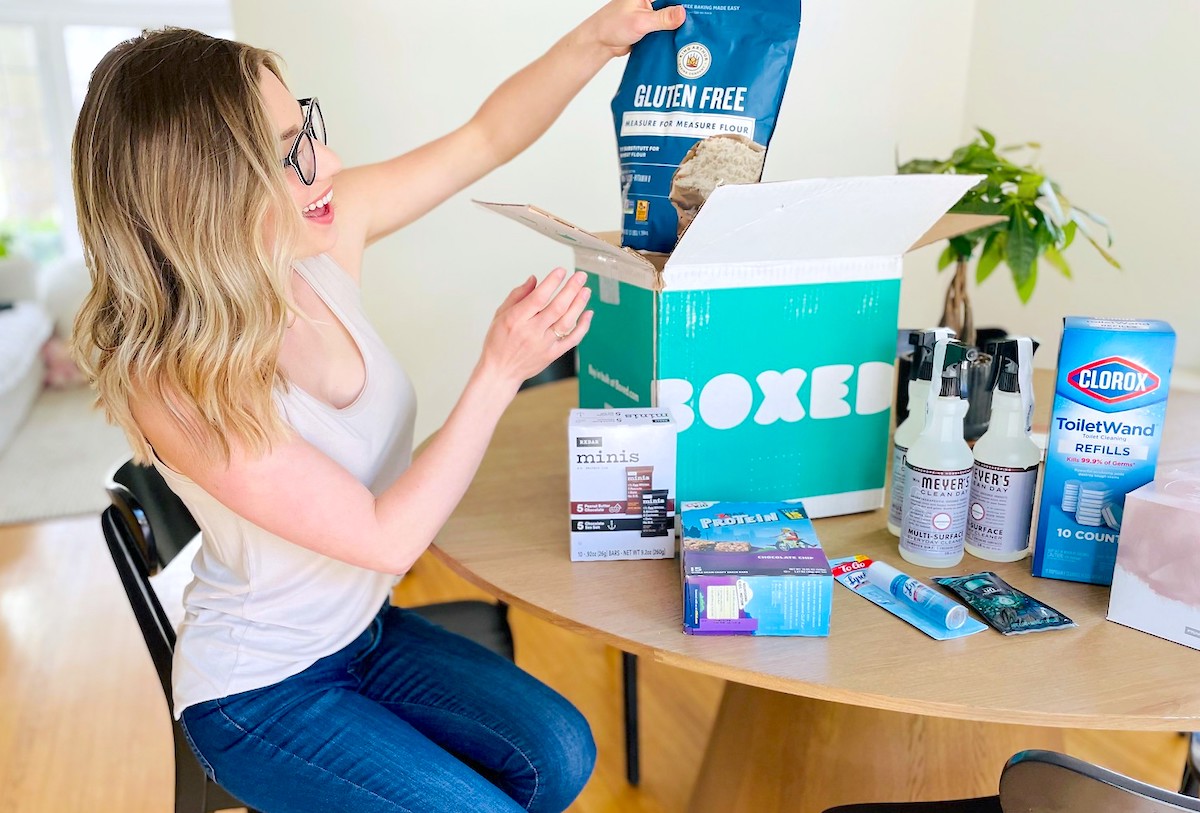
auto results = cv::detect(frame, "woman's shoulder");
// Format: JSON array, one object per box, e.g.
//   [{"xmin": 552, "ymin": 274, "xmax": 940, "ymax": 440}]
[
  {"xmin": 296, "ymin": 252, "xmax": 363, "ymax": 298},
  {"xmin": 315, "ymin": 244, "xmax": 365, "ymax": 285}
]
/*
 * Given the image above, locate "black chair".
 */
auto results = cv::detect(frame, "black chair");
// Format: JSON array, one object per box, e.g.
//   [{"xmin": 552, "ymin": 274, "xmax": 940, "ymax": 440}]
[
  {"xmin": 1183, "ymin": 732, "xmax": 1200, "ymax": 797},
  {"xmin": 822, "ymin": 749, "xmax": 1200, "ymax": 813},
  {"xmin": 520, "ymin": 351, "xmax": 643, "ymax": 787},
  {"xmin": 101, "ymin": 481, "xmax": 255, "ymax": 813},
  {"xmin": 102, "ymin": 458, "xmax": 514, "ymax": 813}
]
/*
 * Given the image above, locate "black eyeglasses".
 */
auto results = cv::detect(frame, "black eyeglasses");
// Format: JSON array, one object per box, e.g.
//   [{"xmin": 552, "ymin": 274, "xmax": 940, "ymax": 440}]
[{"xmin": 283, "ymin": 97, "xmax": 326, "ymax": 186}]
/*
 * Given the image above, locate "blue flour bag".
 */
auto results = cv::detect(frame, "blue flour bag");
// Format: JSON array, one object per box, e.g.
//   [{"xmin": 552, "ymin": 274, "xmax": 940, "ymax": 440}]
[{"xmin": 612, "ymin": 0, "xmax": 802, "ymax": 253}]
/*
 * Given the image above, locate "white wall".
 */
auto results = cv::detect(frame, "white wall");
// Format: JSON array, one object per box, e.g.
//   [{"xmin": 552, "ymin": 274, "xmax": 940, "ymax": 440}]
[
  {"xmin": 233, "ymin": 0, "xmax": 976, "ymax": 441},
  {"xmin": 898, "ymin": 0, "xmax": 1200, "ymax": 380}
]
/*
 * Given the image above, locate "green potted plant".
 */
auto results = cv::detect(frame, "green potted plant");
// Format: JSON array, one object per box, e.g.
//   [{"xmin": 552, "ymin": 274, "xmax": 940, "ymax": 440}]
[{"xmin": 897, "ymin": 128, "xmax": 1120, "ymax": 436}]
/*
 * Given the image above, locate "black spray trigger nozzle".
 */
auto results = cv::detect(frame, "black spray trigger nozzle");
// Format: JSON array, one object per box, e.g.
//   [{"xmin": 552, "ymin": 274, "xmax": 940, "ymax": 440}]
[
  {"xmin": 936, "ymin": 341, "xmax": 975, "ymax": 398},
  {"xmin": 986, "ymin": 338, "xmax": 1035, "ymax": 393},
  {"xmin": 909, "ymin": 328, "xmax": 955, "ymax": 382}
]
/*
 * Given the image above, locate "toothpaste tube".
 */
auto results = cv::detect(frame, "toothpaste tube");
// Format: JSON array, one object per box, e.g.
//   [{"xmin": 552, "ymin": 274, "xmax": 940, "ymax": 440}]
[{"xmin": 831, "ymin": 556, "xmax": 985, "ymax": 641}]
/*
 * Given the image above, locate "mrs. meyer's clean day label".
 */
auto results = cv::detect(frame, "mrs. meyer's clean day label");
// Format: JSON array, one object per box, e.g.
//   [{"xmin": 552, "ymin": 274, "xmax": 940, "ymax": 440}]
[
  {"xmin": 888, "ymin": 328, "xmax": 953, "ymax": 536},
  {"xmin": 899, "ymin": 341, "xmax": 974, "ymax": 568},
  {"xmin": 965, "ymin": 337, "xmax": 1041, "ymax": 562},
  {"xmin": 1032, "ymin": 317, "xmax": 1175, "ymax": 585},
  {"xmin": 902, "ymin": 465, "xmax": 972, "ymax": 560},
  {"xmin": 967, "ymin": 463, "xmax": 1038, "ymax": 553}
]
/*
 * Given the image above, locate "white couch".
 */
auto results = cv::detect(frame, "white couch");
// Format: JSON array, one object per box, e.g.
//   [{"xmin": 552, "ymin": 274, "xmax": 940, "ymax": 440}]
[{"xmin": 0, "ymin": 253, "xmax": 89, "ymax": 454}]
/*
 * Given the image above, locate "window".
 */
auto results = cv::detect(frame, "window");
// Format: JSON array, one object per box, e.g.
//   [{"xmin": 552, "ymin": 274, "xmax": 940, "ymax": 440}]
[
  {"xmin": 0, "ymin": 2, "xmax": 233, "ymax": 259},
  {"xmin": 0, "ymin": 23, "xmax": 57, "ymax": 256}
]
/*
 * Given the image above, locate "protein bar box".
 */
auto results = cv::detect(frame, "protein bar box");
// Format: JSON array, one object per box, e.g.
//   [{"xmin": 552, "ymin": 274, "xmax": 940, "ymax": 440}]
[
  {"xmin": 568, "ymin": 408, "xmax": 676, "ymax": 561},
  {"xmin": 479, "ymin": 175, "xmax": 999, "ymax": 518},
  {"xmin": 680, "ymin": 500, "xmax": 832, "ymax": 636},
  {"xmin": 1032, "ymin": 317, "xmax": 1175, "ymax": 585}
]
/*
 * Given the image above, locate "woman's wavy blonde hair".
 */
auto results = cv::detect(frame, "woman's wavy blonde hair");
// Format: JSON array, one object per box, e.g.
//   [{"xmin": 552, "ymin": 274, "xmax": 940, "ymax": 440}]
[{"xmin": 71, "ymin": 27, "xmax": 301, "ymax": 465}]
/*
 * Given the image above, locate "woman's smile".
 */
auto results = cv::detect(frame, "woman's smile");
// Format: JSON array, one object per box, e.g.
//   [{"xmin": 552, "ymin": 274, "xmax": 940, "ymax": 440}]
[{"xmin": 302, "ymin": 186, "xmax": 334, "ymax": 224}]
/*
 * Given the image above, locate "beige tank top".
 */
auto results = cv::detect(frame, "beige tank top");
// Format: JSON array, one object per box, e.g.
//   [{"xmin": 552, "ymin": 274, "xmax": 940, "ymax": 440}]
[{"xmin": 155, "ymin": 254, "xmax": 416, "ymax": 718}]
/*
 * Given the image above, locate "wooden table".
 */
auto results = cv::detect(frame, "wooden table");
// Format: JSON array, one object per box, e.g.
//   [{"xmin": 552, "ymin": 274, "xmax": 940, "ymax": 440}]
[{"xmin": 431, "ymin": 377, "xmax": 1200, "ymax": 812}]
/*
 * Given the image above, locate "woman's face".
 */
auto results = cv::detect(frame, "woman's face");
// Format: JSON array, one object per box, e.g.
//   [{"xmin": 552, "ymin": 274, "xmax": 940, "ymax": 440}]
[{"xmin": 260, "ymin": 67, "xmax": 342, "ymax": 259}]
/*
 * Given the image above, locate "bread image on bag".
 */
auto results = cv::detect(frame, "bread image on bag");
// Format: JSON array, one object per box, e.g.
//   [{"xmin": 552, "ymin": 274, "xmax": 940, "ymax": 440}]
[
  {"xmin": 612, "ymin": 0, "xmax": 802, "ymax": 253},
  {"xmin": 670, "ymin": 133, "xmax": 766, "ymax": 239}
]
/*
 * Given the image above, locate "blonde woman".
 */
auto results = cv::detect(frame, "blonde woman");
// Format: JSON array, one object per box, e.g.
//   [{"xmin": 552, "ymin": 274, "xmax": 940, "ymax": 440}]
[{"xmin": 71, "ymin": 4, "xmax": 684, "ymax": 811}]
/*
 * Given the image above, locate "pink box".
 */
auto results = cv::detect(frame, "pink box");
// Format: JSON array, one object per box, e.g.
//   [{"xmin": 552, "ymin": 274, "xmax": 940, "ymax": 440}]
[{"xmin": 1107, "ymin": 471, "xmax": 1200, "ymax": 650}]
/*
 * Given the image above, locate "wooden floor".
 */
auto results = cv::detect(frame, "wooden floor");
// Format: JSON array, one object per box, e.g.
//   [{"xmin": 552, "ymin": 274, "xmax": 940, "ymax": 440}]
[{"xmin": 0, "ymin": 515, "xmax": 1188, "ymax": 812}]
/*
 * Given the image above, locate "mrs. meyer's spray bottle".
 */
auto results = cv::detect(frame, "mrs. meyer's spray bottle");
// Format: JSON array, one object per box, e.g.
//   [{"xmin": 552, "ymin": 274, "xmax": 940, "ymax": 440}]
[
  {"xmin": 899, "ymin": 339, "xmax": 975, "ymax": 569},
  {"xmin": 965, "ymin": 337, "xmax": 1039, "ymax": 562},
  {"xmin": 888, "ymin": 327, "xmax": 955, "ymax": 536}
]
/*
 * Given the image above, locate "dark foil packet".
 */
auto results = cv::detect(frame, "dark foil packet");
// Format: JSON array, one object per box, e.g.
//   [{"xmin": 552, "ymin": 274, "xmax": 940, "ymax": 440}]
[{"xmin": 934, "ymin": 572, "xmax": 1077, "ymax": 635}]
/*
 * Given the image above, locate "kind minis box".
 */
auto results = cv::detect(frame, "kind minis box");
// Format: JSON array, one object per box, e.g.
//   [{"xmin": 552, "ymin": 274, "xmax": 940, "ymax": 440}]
[
  {"xmin": 680, "ymin": 500, "xmax": 832, "ymax": 636},
  {"xmin": 1032, "ymin": 317, "xmax": 1175, "ymax": 585},
  {"xmin": 480, "ymin": 175, "xmax": 999, "ymax": 518},
  {"xmin": 1108, "ymin": 475, "xmax": 1200, "ymax": 649},
  {"xmin": 568, "ymin": 408, "xmax": 676, "ymax": 561}
]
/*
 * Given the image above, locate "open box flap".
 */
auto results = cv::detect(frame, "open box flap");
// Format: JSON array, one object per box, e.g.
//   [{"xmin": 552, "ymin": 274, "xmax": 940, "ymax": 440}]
[
  {"xmin": 666, "ymin": 175, "xmax": 987, "ymax": 271},
  {"xmin": 474, "ymin": 200, "xmax": 660, "ymax": 287},
  {"xmin": 910, "ymin": 212, "xmax": 1007, "ymax": 251}
]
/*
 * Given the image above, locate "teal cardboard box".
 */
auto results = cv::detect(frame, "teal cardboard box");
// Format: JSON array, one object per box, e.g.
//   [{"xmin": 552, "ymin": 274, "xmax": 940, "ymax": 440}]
[{"xmin": 480, "ymin": 176, "xmax": 991, "ymax": 517}]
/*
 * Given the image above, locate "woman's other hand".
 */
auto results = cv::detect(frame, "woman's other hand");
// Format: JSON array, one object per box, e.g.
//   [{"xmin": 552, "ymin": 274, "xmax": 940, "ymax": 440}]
[
  {"xmin": 582, "ymin": 0, "xmax": 686, "ymax": 59},
  {"xmin": 479, "ymin": 268, "xmax": 592, "ymax": 393}
]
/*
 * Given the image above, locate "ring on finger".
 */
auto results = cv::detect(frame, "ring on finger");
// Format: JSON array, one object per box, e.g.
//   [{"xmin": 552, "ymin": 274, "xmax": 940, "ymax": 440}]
[{"xmin": 553, "ymin": 327, "xmax": 571, "ymax": 340}]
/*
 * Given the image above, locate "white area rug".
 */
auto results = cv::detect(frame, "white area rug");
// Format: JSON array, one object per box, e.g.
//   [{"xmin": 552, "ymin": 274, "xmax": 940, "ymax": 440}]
[{"xmin": 0, "ymin": 386, "xmax": 130, "ymax": 525}]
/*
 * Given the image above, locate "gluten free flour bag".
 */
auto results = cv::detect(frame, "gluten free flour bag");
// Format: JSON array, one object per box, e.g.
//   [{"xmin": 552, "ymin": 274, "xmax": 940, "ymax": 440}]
[{"xmin": 612, "ymin": 0, "xmax": 802, "ymax": 253}]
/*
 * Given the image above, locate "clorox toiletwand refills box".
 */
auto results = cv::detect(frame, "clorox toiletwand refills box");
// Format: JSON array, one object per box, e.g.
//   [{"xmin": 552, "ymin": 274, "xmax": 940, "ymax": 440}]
[
  {"xmin": 480, "ymin": 175, "xmax": 996, "ymax": 518},
  {"xmin": 1033, "ymin": 317, "xmax": 1176, "ymax": 585}
]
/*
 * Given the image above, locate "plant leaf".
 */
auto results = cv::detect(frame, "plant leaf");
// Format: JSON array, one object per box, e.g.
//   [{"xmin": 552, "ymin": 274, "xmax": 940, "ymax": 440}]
[
  {"xmin": 1034, "ymin": 215, "xmax": 1062, "ymax": 250},
  {"xmin": 1082, "ymin": 228, "xmax": 1123, "ymax": 269},
  {"xmin": 897, "ymin": 157, "xmax": 946, "ymax": 175},
  {"xmin": 1071, "ymin": 212, "xmax": 1121, "ymax": 267},
  {"xmin": 1073, "ymin": 205, "xmax": 1110, "ymax": 228},
  {"xmin": 1061, "ymin": 220, "xmax": 1077, "ymax": 250},
  {"xmin": 976, "ymin": 231, "xmax": 1004, "ymax": 284},
  {"xmin": 1016, "ymin": 173, "xmax": 1045, "ymax": 201},
  {"xmin": 1073, "ymin": 205, "xmax": 1116, "ymax": 247},
  {"xmin": 1007, "ymin": 208, "xmax": 1038, "ymax": 297},
  {"xmin": 937, "ymin": 244, "xmax": 955, "ymax": 271},
  {"xmin": 951, "ymin": 234, "xmax": 978, "ymax": 258},
  {"xmin": 977, "ymin": 127, "xmax": 997, "ymax": 149},
  {"xmin": 949, "ymin": 195, "xmax": 1004, "ymax": 215},
  {"xmin": 1014, "ymin": 257, "xmax": 1038, "ymax": 303},
  {"xmin": 1044, "ymin": 244, "xmax": 1072, "ymax": 279},
  {"xmin": 1038, "ymin": 179, "xmax": 1067, "ymax": 225}
]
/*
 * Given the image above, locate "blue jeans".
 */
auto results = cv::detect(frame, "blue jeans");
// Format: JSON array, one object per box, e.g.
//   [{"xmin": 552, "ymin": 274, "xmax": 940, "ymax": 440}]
[{"xmin": 179, "ymin": 604, "xmax": 596, "ymax": 813}]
